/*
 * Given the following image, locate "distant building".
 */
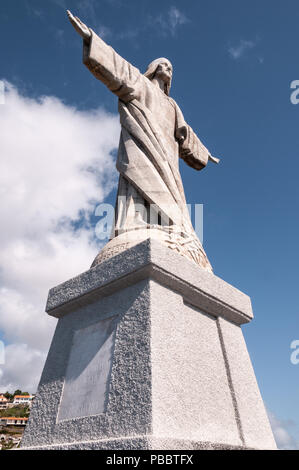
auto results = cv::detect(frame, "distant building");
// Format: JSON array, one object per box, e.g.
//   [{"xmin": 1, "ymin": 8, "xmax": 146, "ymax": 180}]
[
  {"xmin": 0, "ymin": 417, "xmax": 28, "ymax": 426},
  {"xmin": 0, "ymin": 396, "xmax": 8, "ymax": 410},
  {"xmin": 13, "ymin": 395, "xmax": 34, "ymax": 407}
]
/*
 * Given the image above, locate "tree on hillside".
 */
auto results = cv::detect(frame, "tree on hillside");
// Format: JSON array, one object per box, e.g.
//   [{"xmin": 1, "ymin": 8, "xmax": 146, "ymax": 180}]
[{"xmin": 3, "ymin": 392, "xmax": 13, "ymax": 400}]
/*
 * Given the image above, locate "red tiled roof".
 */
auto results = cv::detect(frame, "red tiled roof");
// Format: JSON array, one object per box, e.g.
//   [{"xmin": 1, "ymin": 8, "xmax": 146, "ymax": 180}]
[
  {"xmin": 1, "ymin": 417, "xmax": 28, "ymax": 420},
  {"xmin": 14, "ymin": 395, "xmax": 32, "ymax": 399}
]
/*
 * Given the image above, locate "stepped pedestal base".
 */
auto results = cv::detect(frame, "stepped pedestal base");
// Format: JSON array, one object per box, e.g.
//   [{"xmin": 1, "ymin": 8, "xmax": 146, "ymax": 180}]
[{"xmin": 20, "ymin": 239, "xmax": 276, "ymax": 450}]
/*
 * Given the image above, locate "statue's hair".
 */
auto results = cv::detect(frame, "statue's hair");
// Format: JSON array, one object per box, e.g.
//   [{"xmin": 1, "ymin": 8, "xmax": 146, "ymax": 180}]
[{"xmin": 144, "ymin": 58, "xmax": 172, "ymax": 96}]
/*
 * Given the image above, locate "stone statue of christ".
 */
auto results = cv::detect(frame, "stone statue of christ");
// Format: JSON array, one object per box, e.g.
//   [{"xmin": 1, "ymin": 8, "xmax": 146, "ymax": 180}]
[{"xmin": 67, "ymin": 11, "xmax": 219, "ymax": 270}]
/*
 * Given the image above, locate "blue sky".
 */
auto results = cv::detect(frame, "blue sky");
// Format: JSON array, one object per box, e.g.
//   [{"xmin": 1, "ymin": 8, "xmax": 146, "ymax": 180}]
[{"xmin": 0, "ymin": 0, "xmax": 299, "ymax": 449}]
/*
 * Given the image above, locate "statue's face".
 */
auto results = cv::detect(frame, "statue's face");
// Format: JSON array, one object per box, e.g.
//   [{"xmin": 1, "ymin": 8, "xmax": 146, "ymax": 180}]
[{"xmin": 155, "ymin": 61, "xmax": 173, "ymax": 83}]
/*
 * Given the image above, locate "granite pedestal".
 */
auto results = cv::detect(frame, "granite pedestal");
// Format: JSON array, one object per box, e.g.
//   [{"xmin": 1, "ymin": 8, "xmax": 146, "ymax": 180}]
[{"xmin": 20, "ymin": 239, "xmax": 276, "ymax": 450}]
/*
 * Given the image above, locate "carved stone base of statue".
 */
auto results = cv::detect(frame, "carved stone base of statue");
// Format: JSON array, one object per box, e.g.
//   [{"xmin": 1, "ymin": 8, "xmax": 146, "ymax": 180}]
[
  {"xmin": 20, "ymin": 239, "xmax": 276, "ymax": 450},
  {"xmin": 91, "ymin": 226, "xmax": 212, "ymax": 271}
]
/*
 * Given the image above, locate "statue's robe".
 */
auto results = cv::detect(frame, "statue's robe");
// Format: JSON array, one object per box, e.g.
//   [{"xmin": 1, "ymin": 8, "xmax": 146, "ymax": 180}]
[{"xmin": 83, "ymin": 31, "xmax": 211, "ymax": 268}]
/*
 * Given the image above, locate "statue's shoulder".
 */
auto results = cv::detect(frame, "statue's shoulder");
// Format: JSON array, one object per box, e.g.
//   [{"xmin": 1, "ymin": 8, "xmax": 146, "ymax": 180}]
[
  {"xmin": 167, "ymin": 96, "xmax": 181, "ymax": 113},
  {"xmin": 164, "ymin": 94, "xmax": 177, "ymax": 106}
]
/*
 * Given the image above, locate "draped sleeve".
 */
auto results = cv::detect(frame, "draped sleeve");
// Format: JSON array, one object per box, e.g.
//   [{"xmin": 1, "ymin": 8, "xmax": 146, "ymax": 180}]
[
  {"xmin": 83, "ymin": 30, "xmax": 142, "ymax": 102},
  {"xmin": 173, "ymin": 99, "xmax": 212, "ymax": 171}
]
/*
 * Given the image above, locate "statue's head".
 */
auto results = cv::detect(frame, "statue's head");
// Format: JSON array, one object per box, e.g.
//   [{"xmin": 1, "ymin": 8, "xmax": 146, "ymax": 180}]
[{"xmin": 144, "ymin": 58, "xmax": 173, "ymax": 96}]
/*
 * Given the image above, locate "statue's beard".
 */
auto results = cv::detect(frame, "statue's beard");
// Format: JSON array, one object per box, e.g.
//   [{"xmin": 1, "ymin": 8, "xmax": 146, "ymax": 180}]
[
  {"xmin": 157, "ymin": 72, "xmax": 171, "ymax": 83},
  {"xmin": 158, "ymin": 74, "xmax": 171, "ymax": 94}
]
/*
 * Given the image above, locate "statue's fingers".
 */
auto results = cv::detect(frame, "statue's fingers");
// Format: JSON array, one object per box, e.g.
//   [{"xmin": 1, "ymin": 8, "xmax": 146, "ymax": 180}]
[
  {"xmin": 67, "ymin": 12, "xmax": 78, "ymax": 26},
  {"xmin": 67, "ymin": 10, "xmax": 75, "ymax": 21},
  {"xmin": 70, "ymin": 16, "xmax": 83, "ymax": 30},
  {"xmin": 76, "ymin": 16, "xmax": 88, "ymax": 29}
]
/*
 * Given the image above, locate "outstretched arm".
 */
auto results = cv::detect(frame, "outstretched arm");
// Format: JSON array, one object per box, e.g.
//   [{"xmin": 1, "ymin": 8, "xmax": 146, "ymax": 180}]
[
  {"xmin": 178, "ymin": 124, "xmax": 220, "ymax": 171},
  {"xmin": 66, "ymin": 10, "xmax": 141, "ymax": 102}
]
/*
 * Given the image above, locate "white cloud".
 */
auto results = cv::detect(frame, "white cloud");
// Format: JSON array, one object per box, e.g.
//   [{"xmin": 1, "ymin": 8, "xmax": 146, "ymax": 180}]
[
  {"xmin": 96, "ymin": 24, "xmax": 112, "ymax": 40},
  {"xmin": 228, "ymin": 39, "xmax": 257, "ymax": 60},
  {"xmin": 152, "ymin": 6, "xmax": 189, "ymax": 37},
  {"xmin": 268, "ymin": 410, "xmax": 299, "ymax": 450},
  {"xmin": 50, "ymin": 0, "xmax": 68, "ymax": 9},
  {"xmin": 0, "ymin": 343, "xmax": 46, "ymax": 394},
  {"xmin": 168, "ymin": 6, "xmax": 188, "ymax": 35},
  {"xmin": 24, "ymin": 0, "xmax": 44, "ymax": 19},
  {"xmin": 62, "ymin": 4, "xmax": 188, "ymax": 43},
  {"xmin": 55, "ymin": 28, "xmax": 65, "ymax": 44},
  {"xmin": 77, "ymin": 0, "xmax": 97, "ymax": 20},
  {"xmin": 0, "ymin": 81, "xmax": 120, "ymax": 393}
]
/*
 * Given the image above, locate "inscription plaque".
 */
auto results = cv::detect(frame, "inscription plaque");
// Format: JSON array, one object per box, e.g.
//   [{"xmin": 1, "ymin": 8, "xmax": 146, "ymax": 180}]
[{"xmin": 58, "ymin": 316, "xmax": 117, "ymax": 422}]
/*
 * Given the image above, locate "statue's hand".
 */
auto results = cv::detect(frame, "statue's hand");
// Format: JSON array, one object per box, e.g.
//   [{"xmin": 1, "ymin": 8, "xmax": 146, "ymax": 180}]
[
  {"xmin": 176, "ymin": 126, "xmax": 187, "ymax": 145},
  {"xmin": 67, "ymin": 10, "xmax": 91, "ymax": 41}
]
